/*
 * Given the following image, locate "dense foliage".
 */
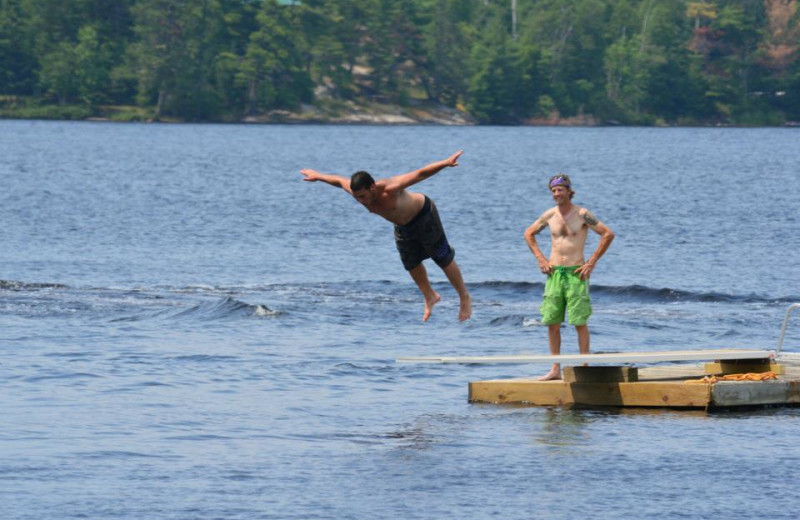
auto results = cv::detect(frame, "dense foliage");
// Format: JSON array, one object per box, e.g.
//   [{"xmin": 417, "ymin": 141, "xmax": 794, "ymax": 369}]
[{"xmin": 1, "ymin": 0, "xmax": 798, "ymax": 124}]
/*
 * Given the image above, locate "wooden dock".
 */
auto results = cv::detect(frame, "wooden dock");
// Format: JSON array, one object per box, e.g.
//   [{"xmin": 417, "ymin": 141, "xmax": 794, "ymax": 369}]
[
  {"xmin": 398, "ymin": 349, "xmax": 800, "ymax": 410},
  {"xmin": 467, "ymin": 353, "xmax": 800, "ymax": 410}
]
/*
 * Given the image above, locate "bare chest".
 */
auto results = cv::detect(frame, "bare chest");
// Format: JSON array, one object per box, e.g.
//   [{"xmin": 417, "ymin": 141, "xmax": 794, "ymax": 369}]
[
  {"xmin": 368, "ymin": 190, "xmax": 421, "ymax": 225},
  {"xmin": 369, "ymin": 194, "xmax": 399, "ymax": 218},
  {"xmin": 549, "ymin": 210, "xmax": 585, "ymax": 238}
]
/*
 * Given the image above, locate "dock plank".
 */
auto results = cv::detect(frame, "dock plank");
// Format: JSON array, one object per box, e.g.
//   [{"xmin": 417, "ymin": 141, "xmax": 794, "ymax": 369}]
[
  {"xmin": 468, "ymin": 379, "xmax": 712, "ymax": 408},
  {"xmin": 400, "ymin": 349, "xmax": 772, "ymax": 365}
]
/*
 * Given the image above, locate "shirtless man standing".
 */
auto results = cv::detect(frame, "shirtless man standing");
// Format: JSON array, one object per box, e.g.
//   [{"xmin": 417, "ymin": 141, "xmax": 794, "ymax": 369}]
[
  {"xmin": 524, "ymin": 174, "xmax": 614, "ymax": 380},
  {"xmin": 300, "ymin": 151, "xmax": 471, "ymax": 322}
]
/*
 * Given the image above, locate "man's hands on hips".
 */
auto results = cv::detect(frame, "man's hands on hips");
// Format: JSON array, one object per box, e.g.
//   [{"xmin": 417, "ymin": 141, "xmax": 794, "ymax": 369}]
[
  {"xmin": 538, "ymin": 258, "xmax": 552, "ymax": 275},
  {"xmin": 575, "ymin": 261, "xmax": 595, "ymax": 280}
]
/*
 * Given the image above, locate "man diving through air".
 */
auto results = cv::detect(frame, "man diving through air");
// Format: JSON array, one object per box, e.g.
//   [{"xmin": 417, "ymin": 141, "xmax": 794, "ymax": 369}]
[{"xmin": 300, "ymin": 151, "xmax": 471, "ymax": 322}]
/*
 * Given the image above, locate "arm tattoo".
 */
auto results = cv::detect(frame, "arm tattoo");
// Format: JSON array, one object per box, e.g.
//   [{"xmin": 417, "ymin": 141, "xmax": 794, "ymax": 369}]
[
  {"xmin": 583, "ymin": 210, "xmax": 599, "ymax": 226},
  {"xmin": 537, "ymin": 222, "xmax": 548, "ymax": 234}
]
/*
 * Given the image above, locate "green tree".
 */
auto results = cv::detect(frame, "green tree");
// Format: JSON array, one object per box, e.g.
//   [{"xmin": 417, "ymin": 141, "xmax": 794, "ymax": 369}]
[
  {"xmin": 637, "ymin": 2, "xmax": 709, "ymax": 122},
  {"xmin": 38, "ymin": 25, "xmax": 110, "ymax": 104},
  {"xmin": 466, "ymin": 15, "xmax": 522, "ymax": 123},
  {"xmin": 423, "ymin": 0, "xmax": 473, "ymax": 104},
  {"xmin": 125, "ymin": 0, "xmax": 224, "ymax": 119},
  {"xmin": 683, "ymin": 1, "xmax": 765, "ymax": 121},
  {"xmin": 0, "ymin": 0, "xmax": 37, "ymax": 94},
  {"xmin": 604, "ymin": 34, "xmax": 651, "ymax": 119},
  {"xmin": 363, "ymin": 0, "xmax": 426, "ymax": 103},
  {"xmin": 237, "ymin": 0, "xmax": 311, "ymax": 114}
]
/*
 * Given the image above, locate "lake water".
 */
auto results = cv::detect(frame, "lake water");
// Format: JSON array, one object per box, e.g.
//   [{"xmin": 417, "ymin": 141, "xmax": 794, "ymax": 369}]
[{"xmin": 2, "ymin": 120, "xmax": 799, "ymax": 519}]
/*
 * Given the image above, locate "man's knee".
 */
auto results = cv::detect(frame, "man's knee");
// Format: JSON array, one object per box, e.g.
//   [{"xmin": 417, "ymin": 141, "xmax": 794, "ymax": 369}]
[
  {"xmin": 438, "ymin": 257, "xmax": 457, "ymax": 271},
  {"xmin": 431, "ymin": 241, "xmax": 455, "ymax": 269}
]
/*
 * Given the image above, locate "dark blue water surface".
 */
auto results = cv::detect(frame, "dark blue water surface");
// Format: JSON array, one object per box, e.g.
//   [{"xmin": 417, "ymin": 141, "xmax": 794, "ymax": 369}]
[{"xmin": 2, "ymin": 120, "xmax": 800, "ymax": 519}]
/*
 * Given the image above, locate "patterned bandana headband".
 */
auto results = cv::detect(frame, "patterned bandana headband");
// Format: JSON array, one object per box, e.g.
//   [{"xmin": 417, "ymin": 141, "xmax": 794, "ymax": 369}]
[{"xmin": 549, "ymin": 175, "xmax": 571, "ymax": 190}]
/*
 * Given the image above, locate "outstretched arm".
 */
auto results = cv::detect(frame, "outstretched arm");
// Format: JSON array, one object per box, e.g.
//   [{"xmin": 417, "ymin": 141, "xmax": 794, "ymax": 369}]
[
  {"xmin": 574, "ymin": 209, "xmax": 614, "ymax": 280},
  {"xmin": 300, "ymin": 169, "xmax": 353, "ymax": 194},
  {"xmin": 382, "ymin": 150, "xmax": 462, "ymax": 192},
  {"xmin": 524, "ymin": 211, "xmax": 553, "ymax": 274}
]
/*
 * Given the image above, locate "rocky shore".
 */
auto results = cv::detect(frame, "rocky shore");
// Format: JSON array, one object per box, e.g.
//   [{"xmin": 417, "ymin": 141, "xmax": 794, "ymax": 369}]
[
  {"xmin": 4, "ymin": 98, "xmax": 795, "ymax": 126},
  {"xmin": 243, "ymin": 100, "xmax": 478, "ymax": 125}
]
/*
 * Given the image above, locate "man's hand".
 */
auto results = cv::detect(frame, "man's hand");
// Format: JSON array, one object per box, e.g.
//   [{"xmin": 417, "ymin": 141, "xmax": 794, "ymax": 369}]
[
  {"xmin": 445, "ymin": 150, "xmax": 463, "ymax": 167},
  {"xmin": 300, "ymin": 168, "xmax": 322, "ymax": 181},
  {"xmin": 384, "ymin": 150, "xmax": 464, "ymax": 192},
  {"xmin": 575, "ymin": 261, "xmax": 595, "ymax": 280},
  {"xmin": 538, "ymin": 258, "xmax": 553, "ymax": 275}
]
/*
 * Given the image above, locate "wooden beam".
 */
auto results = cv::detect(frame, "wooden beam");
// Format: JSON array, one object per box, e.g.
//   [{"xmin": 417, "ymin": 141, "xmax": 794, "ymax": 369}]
[
  {"xmin": 573, "ymin": 382, "xmax": 710, "ymax": 408},
  {"xmin": 469, "ymin": 379, "xmax": 572, "ymax": 406},
  {"xmin": 563, "ymin": 366, "xmax": 638, "ymax": 383},
  {"xmin": 400, "ymin": 349, "xmax": 772, "ymax": 365},
  {"xmin": 704, "ymin": 359, "xmax": 785, "ymax": 375},
  {"xmin": 468, "ymin": 379, "xmax": 712, "ymax": 408}
]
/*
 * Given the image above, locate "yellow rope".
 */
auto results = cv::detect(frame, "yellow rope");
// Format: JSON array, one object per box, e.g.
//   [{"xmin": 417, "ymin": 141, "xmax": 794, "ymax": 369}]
[{"xmin": 685, "ymin": 372, "xmax": 779, "ymax": 384}]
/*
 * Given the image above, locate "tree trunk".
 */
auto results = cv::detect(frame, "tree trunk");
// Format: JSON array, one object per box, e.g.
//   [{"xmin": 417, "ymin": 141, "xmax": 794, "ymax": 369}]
[
  {"xmin": 511, "ymin": 0, "xmax": 517, "ymax": 41},
  {"xmin": 247, "ymin": 79, "xmax": 257, "ymax": 115},
  {"xmin": 157, "ymin": 88, "xmax": 166, "ymax": 117}
]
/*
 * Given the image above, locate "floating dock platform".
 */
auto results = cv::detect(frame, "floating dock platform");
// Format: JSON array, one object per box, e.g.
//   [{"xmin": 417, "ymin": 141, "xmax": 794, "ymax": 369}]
[{"xmin": 399, "ymin": 349, "xmax": 800, "ymax": 410}]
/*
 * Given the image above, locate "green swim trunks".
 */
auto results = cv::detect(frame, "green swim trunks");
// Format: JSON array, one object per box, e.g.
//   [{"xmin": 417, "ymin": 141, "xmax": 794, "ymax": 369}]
[{"xmin": 540, "ymin": 265, "xmax": 592, "ymax": 326}]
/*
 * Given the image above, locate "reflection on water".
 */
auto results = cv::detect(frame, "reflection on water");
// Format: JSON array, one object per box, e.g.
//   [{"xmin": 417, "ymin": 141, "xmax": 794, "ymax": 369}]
[
  {"xmin": 387, "ymin": 421, "xmax": 438, "ymax": 451},
  {"xmin": 536, "ymin": 408, "xmax": 591, "ymax": 449}
]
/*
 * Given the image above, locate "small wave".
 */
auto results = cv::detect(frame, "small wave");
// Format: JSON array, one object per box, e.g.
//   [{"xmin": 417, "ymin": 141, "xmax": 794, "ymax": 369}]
[
  {"xmin": 223, "ymin": 472, "xmax": 259, "ymax": 482},
  {"xmin": 0, "ymin": 279, "xmax": 68, "ymax": 291},
  {"xmin": 136, "ymin": 381, "xmax": 174, "ymax": 387},
  {"xmin": 254, "ymin": 304, "xmax": 281, "ymax": 316},
  {"xmin": 166, "ymin": 296, "xmax": 281, "ymax": 321},
  {"xmin": 171, "ymin": 354, "xmax": 238, "ymax": 363},
  {"xmin": 23, "ymin": 372, "xmax": 102, "ymax": 383},
  {"xmin": 709, "ymin": 329, "xmax": 742, "ymax": 339},
  {"xmin": 109, "ymin": 315, "xmax": 144, "ymax": 323},
  {"xmin": 477, "ymin": 280, "xmax": 545, "ymax": 291},
  {"xmin": 591, "ymin": 284, "xmax": 798, "ymax": 304},
  {"xmin": 522, "ymin": 317, "xmax": 544, "ymax": 327},
  {"xmin": 469, "ymin": 281, "xmax": 797, "ymax": 305},
  {"xmin": 102, "ymin": 381, "xmax": 175, "ymax": 393},
  {"xmin": 2, "ymin": 279, "xmax": 793, "ymax": 306},
  {"xmin": 331, "ymin": 362, "xmax": 395, "ymax": 374},
  {"xmin": 488, "ymin": 314, "xmax": 528, "ymax": 327},
  {"xmin": 78, "ymin": 451, "xmax": 166, "ymax": 460},
  {"xmin": 166, "ymin": 434, "xmax": 233, "ymax": 441},
  {"xmin": 169, "ymin": 284, "xmax": 218, "ymax": 294}
]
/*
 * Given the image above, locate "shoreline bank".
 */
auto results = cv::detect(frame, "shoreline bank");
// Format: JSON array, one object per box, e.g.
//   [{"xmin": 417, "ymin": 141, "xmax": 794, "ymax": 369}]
[{"xmin": 2, "ymin": 99, "xmax": 798, "ymax": 127}]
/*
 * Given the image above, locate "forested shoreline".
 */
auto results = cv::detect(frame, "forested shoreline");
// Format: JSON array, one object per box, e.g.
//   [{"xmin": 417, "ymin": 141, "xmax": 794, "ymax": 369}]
[{"xmin": 1, "ymin": 0, "xmax": 798, "ymax": 125}]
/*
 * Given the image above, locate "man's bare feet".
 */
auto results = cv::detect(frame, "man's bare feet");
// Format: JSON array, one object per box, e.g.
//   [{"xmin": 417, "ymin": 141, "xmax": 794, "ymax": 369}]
[
  {"xmin": 459, "ymin": 294, "xmax": 472, "ymax": 322},
  {"xmin": 423, "ymin": 292, "xmax": 441, "ymax": 322},
  {"xmin": 537, "ymin": 364, "xmax": 562, "ymax": 381}
]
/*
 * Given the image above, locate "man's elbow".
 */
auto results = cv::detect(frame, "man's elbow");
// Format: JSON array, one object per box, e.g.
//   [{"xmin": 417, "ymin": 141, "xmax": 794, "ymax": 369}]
[{"xmin": 605, "ymin": 230, "xmax": 615, "ymax": 243}]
